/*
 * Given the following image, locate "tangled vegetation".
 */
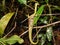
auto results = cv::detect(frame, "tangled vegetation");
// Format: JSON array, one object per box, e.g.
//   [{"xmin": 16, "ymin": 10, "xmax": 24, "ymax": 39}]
[{"xmin": 0, "ymin": 0, "xmax": 60, "ymax": 45}]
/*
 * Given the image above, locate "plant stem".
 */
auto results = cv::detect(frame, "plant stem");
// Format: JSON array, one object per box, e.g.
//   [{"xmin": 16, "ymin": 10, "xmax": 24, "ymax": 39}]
[
  {"xmin": 47, "ymin": 4, "xmax": 52, "ymax": 23},
  {"xmin": 47, "ymin": 3, "xmax": 56, "ymax": 45}
]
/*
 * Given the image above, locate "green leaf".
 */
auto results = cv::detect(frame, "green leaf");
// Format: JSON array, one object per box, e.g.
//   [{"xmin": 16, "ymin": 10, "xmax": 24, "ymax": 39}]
[
  {"xmin": 46, "ymin": 27, "xmax": 53, "ymax": 41},
  {"xmin": 33, "ymin": 5, "xmax": 45, "ymax": 25},
  {"xmin": 18, "ymin": 0, "xmax": 27, "ymax": 5},
  {"xmin": 0, "ymin": 35, "xmax": 24, "ymax": 45},
  {"xmin": 0, "ymin": 38, "xmax": 6, "ymax": 45},
  {"xmin": 38, "ymin": 34, "xmax": 44, "ymax": 38},
  {"xmin": 45, "ymin": 0, "xmax": 49, "ymax": 4},
  {"xmin": 39, "ymin": 16, "xmax": 48, "ymax": 24},
  {"xmin": 47, "ymin": 42, "xmax": 51, "ymax": 45},
  {"xmin": 40, "ymin": 34, "xmax": 46, "ymax": 45},
  {"xmin": 5, "ymin": 35, "xmax": 24, "ymax": 44},
  {"xmin": 0, "ymin": 12, "xmax": 14, "ymax": 35}
]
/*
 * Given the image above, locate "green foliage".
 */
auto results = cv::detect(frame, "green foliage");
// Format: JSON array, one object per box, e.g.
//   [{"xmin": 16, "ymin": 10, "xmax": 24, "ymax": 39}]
[
  {"xmin": 46, "ymin": 27, "xmax": 53, "ymax": 41},
  {"xmin": 38, "ymin": 27, "xmax": 53, "ymax": 45},
  {"xmin": 0, "ymin": 12, "xmax": 14, "ymax": 36},
  {"xmin": 0, "ymin": 12, "xmax": 24, "ymax": 45},
  {"xmin": 0, "ymin": 0, "xmax": 59, "ymax": 45},
  {"xmin": 45, "ymin": 0, "xmax": 49, "ymax": 4},
  {"xmin": 39, "ymin": 16, "xmax": 48, "ymax": 24},
  {"xmin": 0, "ymin": 35, "xmax": 24, "ymax": 45},
  {"xmin": 47, "ymin": 42, "xmax": 51, "ymax": 45},
  {"xmin": 18, "ymin": 0, "xmax": 27, "ymax": 5},
  {"xmin": 38, "ymin": 34, "xmax": 43, "ymax": 38},
  {"xmin": 33, "ymin": 5, "xmax": 45, "ymax": 25},
  {"xmin": 40, "ymin": 34, "xmax": 46, "ymax": 45},
  {"xmin": 38, "ymin": 34, "xmax": 46, "ymax": 45}
]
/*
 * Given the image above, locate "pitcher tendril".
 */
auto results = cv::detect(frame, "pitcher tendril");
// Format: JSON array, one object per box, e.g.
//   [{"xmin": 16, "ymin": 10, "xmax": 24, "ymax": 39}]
[{"xmin": 28, "ymin": 2, "xmax": 39, "ymax": 44}]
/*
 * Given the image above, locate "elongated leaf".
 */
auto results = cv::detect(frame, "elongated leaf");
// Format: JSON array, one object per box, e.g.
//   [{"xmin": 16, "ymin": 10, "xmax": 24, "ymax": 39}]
[
  {"xmin": 46, "ymin": 27, "xmax": 53, "ymax": 41},
  {"xmin": 33, "ymin": 5, "xmax": 45, "ymax": 25},
  {"xmin": 40, "ymin": 34, "xmax": 46, "ymax": 45},
  {"xmin": 18, "ymin": 0, "xmax": 27, "ymax": 5},
  {"xmin": 6, "ymin": 35, "xmax": 24, "ymax": 44},
  {"xmin": 0, "ymin": 12, "xmax": 14, "ymax": 35},
  {"xmin": 0, "ymin": 35, "xmax": 24, "ymax": 45}
]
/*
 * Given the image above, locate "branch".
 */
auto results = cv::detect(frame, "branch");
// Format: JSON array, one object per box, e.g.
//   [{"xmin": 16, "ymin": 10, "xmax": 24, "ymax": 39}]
[
  {"xmin": 3, "ymin": 22, "xmax": 16, "ymax": 38},
  {"xmin": 19, "ymin": 30, "xmax": 28, "ymax": 37},
  {"xmin": 25, "ymin": 21, "xmax": 60, "ymax": 29},
  {"xmin": 21, "ymin": 13, "xmax": 60, "ymax": 23},
  {"xmin": 20, "ymin": 21, "xmax": 60, "ymax": 37}
]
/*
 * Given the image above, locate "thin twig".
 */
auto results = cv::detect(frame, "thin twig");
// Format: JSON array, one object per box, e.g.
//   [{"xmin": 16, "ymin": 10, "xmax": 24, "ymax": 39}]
[
  {"xmin": 33, "ymin": 28, "xmax": 41, "ymax": 40},
  {"xmin": 14, "ymin": 8, "xmax": 18, "ymax": 19},
  {"xmin": 3, "ymin": 22, "xmax": 16, "ymax": 38},
  {"xmin": 53, "ymin": 32, "xmax": 56, "ymax": 45},
  {"xmin": 20, "ymin": 18, "xmax": 28, "ymax": 23},
  {"xmin": 6, "ymin": 8, "xmax": 18, "ymax": 34},
  {"xmin": 3, "ymin": 8, "xmax": 18, "ymax": 38},
  {"xmin": 42, "ymin": 13, "xmax": 60, "ymax": 16},
  {"xmin": 19, "ymin": 30, "xmax": 28, "ymax": 37},
  {"xmin": 20, "ymin": 13, "xmax": 60, "ymax": 23},
  {"xmin": 11, "ymin": 0, "xmax": 15, "ymax": 9},
  {"xmin": 30, "ymin": 29, "xmax": 41, "ymax": 45},
  {"xmin": 25, "ymin": 21, "xmax": 60, "ymax": 29},
  {"xmin": 2, "ymin": 0, "xmax": 5, "ymax": 10},
  {"xmin": 20, "ymin": 21, "xmax": 60, "ymax": 37},
  {"xmin": 26, "ymin": 5, "xmax": 34, "ymax": 10}
]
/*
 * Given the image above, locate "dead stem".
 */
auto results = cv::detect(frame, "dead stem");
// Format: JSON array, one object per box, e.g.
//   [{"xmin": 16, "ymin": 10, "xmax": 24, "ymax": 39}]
[
  {"xmin": 3, "ymin": 22, "xmax": 16, "ymax": 38},
  {"xmin": 25, "ymin": 21, "xmax": 60, "ymax": 29},
  {"xmin": 20, "ymin": 21, "xmax": 60, "ymax": 37},
  {"xmin": 21, "ymin": 13, "xmax": 60, "ymax": 23},
  {"xmin": 33, "ymin": 28, "xmax": 41, "ymax": 40}
]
